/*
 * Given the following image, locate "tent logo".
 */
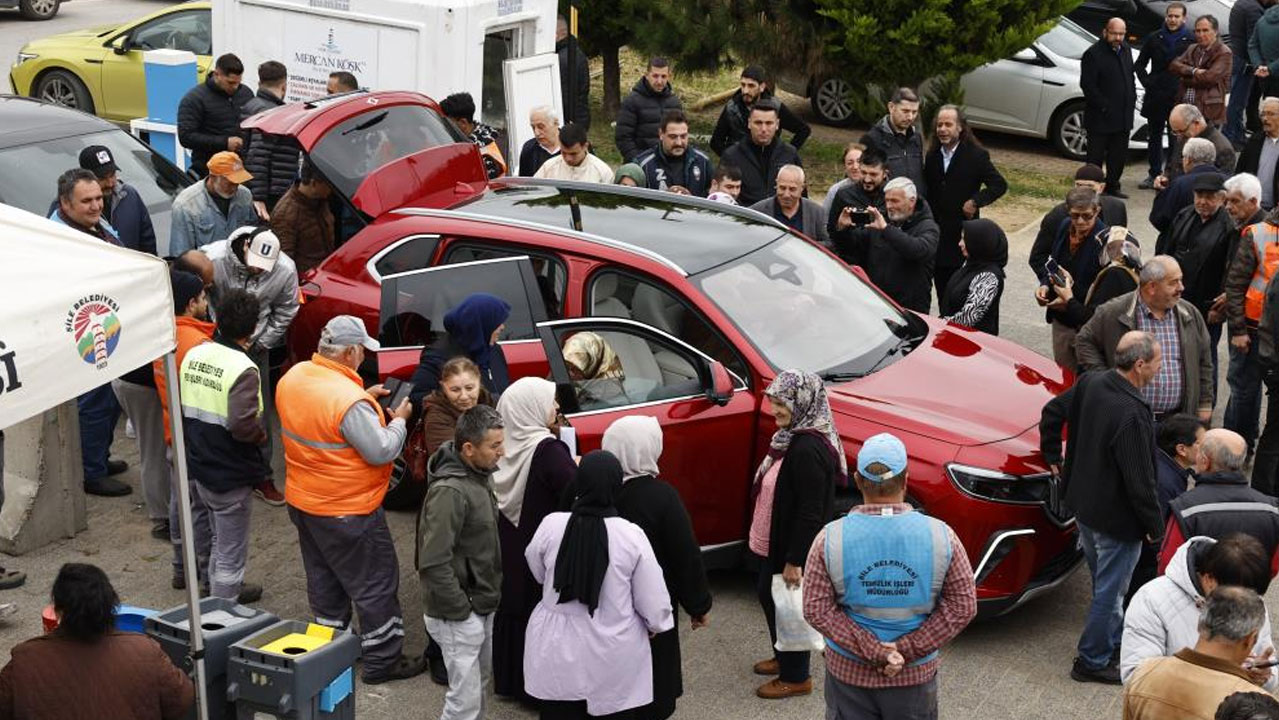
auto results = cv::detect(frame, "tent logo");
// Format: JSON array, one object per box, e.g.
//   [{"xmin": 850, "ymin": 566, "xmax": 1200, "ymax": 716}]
[{"xmin": 65, "ymin": 295, "xmax": 122, "ymax": 370}]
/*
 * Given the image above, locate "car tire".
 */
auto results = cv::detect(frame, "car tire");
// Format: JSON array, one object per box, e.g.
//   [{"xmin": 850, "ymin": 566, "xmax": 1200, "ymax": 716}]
[
  {"xmin": 1050, "ymin": 100, "xmax": 1088, "ymax": 161},
  {"xmin": 33, "ymin": 69, "xmax": 94, "ymax": 114},
  {"xmin": 18, "ymin": 0, "xmax": 60, "ymax": 20},
  {"xmin": 381, "ymin": 458, "xmax": 426, "ymax": 512},
  {"xmin": 810, "ymin": 76, "xmax": 857, "ymax": 127}
]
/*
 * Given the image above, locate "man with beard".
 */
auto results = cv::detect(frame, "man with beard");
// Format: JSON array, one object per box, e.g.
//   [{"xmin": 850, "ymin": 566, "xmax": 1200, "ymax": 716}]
[
  {"xmin": 635, "ymin": 110, "xmax": 713, "ymax": 196},
  {"xmin": 830, "ymin": 175, "xmax": 939, "ymax": 313},
  {"xmin": 169, "ymin": 152, "xmax": 258, "ymax": 256},
  {"xmin": 710, "ymin": 66, "xmax": 810, "ymax": 157},
  {"xmin": 862, "ymin": 88, "xmax": 925, "ymax": 188}
]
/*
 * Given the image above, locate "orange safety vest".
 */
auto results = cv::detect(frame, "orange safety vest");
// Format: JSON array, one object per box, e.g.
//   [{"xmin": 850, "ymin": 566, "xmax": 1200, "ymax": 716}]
[
  {"xmin": 276, "ymin": 354, "xmax": 392, "ymax": 516},
  {"xmin": 1245, "ymin": 223, "xmax": 1279, "ymax": 322}
]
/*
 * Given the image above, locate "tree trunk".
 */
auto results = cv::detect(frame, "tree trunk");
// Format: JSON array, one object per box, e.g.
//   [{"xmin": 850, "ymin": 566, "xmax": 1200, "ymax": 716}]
[{"xmin": 601, "ymin": 45, "xmax": 622, "ymax": 118}]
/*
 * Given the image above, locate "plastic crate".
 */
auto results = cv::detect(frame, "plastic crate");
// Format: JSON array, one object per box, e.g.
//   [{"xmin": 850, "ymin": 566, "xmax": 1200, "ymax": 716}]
[{"xmin": 226, "ymin": 620, "xmax": 360, "ymax": 719}]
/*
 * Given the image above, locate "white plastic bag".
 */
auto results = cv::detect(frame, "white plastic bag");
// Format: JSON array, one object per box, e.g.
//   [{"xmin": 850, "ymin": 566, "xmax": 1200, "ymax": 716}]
[{"xmin": 771, "ymin": 574, "xmax": 825, "ymax": 652}]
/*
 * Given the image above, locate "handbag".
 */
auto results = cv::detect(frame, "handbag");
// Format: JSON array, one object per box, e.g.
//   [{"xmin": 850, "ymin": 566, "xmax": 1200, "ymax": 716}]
[
  {"xmin": 771, "ymin": 574, "xmax": 825, "ymax": 652},
  {"xmin": 403, "ymin": 415, "xmax": 430, "ymax": 485}
]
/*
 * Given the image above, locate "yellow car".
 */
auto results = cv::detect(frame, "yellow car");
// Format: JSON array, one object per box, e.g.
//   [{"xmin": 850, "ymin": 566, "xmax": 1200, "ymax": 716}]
[{"xmin": 9, "ymin": 1, "xmax": 211, "ymax": 124}]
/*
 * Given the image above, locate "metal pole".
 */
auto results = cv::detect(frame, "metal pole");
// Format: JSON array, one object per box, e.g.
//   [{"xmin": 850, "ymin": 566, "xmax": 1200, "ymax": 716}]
[
  {"xmin": 163, "ymin": 352, "xmax": 210, "ymax": 720},
  {"xmin": 567, "ymin": 4, "xmax": 579, "ymax": 128}
]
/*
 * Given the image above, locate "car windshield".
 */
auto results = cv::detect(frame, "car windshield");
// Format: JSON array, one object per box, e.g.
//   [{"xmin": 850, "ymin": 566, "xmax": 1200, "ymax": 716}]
[
  {"xmin": 693, "ymin": 235, "xmax": 916, "ymax": 375},
  {"xmin": 1038, "ymin": 20, "xmax": 1094, "ymax": 60},
  {"xmin": 309, "ymin": 104, "xmax": 463, "ymax": 200},
  {"xmin": 0, "ymin": 128, "xmax": 189, "ymax": 253}
]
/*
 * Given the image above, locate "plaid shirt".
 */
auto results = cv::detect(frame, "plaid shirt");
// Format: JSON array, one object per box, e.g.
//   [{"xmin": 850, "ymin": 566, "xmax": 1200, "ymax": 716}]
[
  {"xmin": 1133, "ymin": 299, "xmax": 1184, "ymax": 413},
  {"xmin": 802, "ymin": 503, "xmax": 976, "ymax": 688}
]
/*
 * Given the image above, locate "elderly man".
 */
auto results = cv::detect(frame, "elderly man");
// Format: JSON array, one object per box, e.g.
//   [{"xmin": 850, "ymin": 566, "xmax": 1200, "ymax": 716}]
[
  {"xmin": 1152, "ymin": 137, "xmax": 1224, "ymax": 232},
  {"xmin": 862, "ymin": 87, "xmax": 924, "ymax": 187},
  {"xmin": 823, "ymin": 144, "xmax": 863, "ymax": 218},
  {"xmin": 277, "ymin": 315, "xmax": 424, "ymax": 684},
  {"xmin": 615, "ymin": 57, "xmax": 682, "ymax": 162},
  {"xmin": 1035, "ymin": 187, "xmax": 1110, "ymax": 369},
  {"xmin": 1161, "ymin": 428, "xmax": 1279, "ymax": 567},
  {"xmin": 1236, "ymin": 98, "xmax": 1279, "ymax": 209},
  {"xmin": 1030, "ymin": 165, "xmax": 1128, "ymax": 282},
  {"xmin": 169, "ymin": 151, "xmax": 257, "ymax": 256},
  {"xmin": 1077, "ymin": 256, "xmax": 1215, "ymax": 421},
  {"xmin": 1124, "ymin": 587, "xmax": 1267, "ymax": 719},
  {"xmin": 749, "ymin": 165, "xmax": 829, "ymax": 246},
  {"xmin": 831, "ymin": 176, "xmax": 939, "ymax": 313},
  {"xmin": 636, "ymin": 109, "xmax": 713, "ymax": 197},
  {"xmin": 1169, "ymin": 15, "xmax": 1233, "ymax": 128},
  {"xmin": 1081, "ymin": 18, "xmax": 1137, "ymax": 198},
  {"xmin": 720, "ymin": 99, "xmax": 803, "ymax": 207},
  {"xmin": 517, "ymin": 106, "xmax": 561, "ymax": 177},
  {"xmin": 802, "ymin": 433, "xmax": 976, "ymax": 719},
  {"xmin": 534, "ymin": 123, "xmax": 613, "ymax": 184},
  {"xmin": 1041, "ymin": 331, "xmax": 1165, "ymax": 684},
  {"xmin": 1161, "ymin": 104, "xmax": 1237, "ymax": 188}
]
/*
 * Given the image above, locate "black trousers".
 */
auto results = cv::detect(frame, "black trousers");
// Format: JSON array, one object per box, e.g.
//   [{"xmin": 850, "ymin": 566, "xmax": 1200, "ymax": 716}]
[
  {"xmin": 755, "ymin": 561, "xmax": 811, "ymax": 683},
  {"xmin": 539, "ymin": 700, "xmax": 636, "ymax": 720},
  {"xmin": 1252, "ymin": 376, "xmax": 1279, "ymax": 496},
  {"xmin": 1086, "ymin": 129, "xmax": 1129, "ymax": 193}
]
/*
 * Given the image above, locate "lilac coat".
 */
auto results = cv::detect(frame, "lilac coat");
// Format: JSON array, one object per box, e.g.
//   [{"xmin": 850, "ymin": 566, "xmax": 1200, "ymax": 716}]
[{"xmin": 523, "ymin": 513, "xmax": 675, "ymax": 715}]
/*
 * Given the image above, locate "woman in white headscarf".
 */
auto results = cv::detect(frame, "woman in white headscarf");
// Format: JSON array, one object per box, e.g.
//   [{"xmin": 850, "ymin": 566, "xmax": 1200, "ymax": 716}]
[
  {"xmin": 606, "ymin": 416, "xmax": 712, "ymax": 720},
  {"xmin": 491, "ymin": 376, "xmax": 577, "ymax": 700}
]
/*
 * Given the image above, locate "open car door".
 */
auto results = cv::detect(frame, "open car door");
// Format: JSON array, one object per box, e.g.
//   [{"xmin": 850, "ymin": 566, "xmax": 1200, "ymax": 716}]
[
  {"xmin": 538, "ymin": 317, "xmax": 757, "ymax": 555},
  {"xmin": 376, "ymin": 256, "xmax": 550, "ymax": 383}
]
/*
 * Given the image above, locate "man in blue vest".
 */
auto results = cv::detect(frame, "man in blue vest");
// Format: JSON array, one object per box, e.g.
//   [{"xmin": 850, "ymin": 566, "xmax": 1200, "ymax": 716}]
[{"xmin": 803, "ymin": 433, "xmax": 976, "ymax": 718}]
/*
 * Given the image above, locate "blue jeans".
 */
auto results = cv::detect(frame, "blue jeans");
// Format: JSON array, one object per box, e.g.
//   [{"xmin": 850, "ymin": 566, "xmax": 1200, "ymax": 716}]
[
  {"xmin": 76, "ymin": 383, "xmax": 119, "ymax": 482},
  {"xmin": 1225, "ymin": 334, "xmax": 1265, "ymax": 451},
  {"xmin": 1077, "ymin": 522, "xmax": 1141, "ymax": 671},
  {"xmin": 1226, "ymin": 58, "xmax": 1252, "ymax": 143}
]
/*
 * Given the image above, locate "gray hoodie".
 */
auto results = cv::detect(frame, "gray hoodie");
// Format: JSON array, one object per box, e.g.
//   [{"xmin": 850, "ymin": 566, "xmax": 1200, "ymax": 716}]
[{"xmin": 417, "ymin": 441, "xmax": 502, "ymax": 621}]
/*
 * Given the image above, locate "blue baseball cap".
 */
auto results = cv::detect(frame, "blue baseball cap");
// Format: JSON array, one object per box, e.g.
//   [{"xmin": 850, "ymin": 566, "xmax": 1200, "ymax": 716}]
[{"xmin": 856, "ymin": 433, "xmax": 907, "ymax": 482}]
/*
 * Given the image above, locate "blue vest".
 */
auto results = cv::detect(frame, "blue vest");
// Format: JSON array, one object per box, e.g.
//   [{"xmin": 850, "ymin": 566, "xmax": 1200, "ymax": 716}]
[{"xmin": 822, "ymin": 509, "xmax": 952, "ymax": 666}]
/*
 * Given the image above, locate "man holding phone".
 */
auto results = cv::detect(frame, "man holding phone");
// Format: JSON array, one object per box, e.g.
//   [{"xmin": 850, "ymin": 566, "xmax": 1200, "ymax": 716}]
[
  {"xmin": 276, "ymin": 315, "xmax": 427, "ymax": 685},
  {"xmin": 1036, "ymin": 187, "xmax": 1109, "ymax": 369}
]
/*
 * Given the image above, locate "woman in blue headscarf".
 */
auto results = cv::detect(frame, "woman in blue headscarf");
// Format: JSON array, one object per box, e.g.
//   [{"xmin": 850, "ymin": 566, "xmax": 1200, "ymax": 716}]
[{"xmin": 409, "ymin": 293, "xmax": 512, "ymax": 410}]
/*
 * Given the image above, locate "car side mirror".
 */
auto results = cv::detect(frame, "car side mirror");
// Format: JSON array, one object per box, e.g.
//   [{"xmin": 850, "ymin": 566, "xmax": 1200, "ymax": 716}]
[
  {"xmin": 111, "ymin": 36, "xmax": 130, "ymax": 55},
  {"xmin": 705, "ymin": 361, "xmax": 733, "ymax": 407},
  {"xmin": 1011, "ymin": 48, "xmax": 1037, "ymax": 63}
]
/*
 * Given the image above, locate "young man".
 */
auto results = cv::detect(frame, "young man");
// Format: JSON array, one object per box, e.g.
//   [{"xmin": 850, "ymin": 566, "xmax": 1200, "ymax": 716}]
[
  {"xmin": 419, "ymin": 405, "xmax": 506, "ymax": 720},
  {"xmin": 179, "ymin": 289, "xmax": 267, "ymax": 604},
  {"xmin": 243, "ymin": 60, "xmax": 297, "ymax": 218},
  {"xmin": 177, "ymin": 53, "xmax": 254, "ymax": 178},
  {"xmin": 719, "ymin": 99, "xmax": 802, "ymax": 207},
  {"xmin": 534, "ymin": 123, "xmax": 614, "ymax": 184},
  {"xmin": 635, "ymin": 109, "xmax": 713, "ymax": 197},
  {"xmin": 709, "ymin": 65, "xmax": 810, "ymax": 156},
  {"xmin": 862, "ymin": 87, "xmax": 925, "ymax": 188},
  {"xmin": 440, "ymin": 92, "xmax": 506, "ymax": 179},
  {"xmin": 269, "ymin": 160, "xmax": 334, "ymax": 276},
  {"xmin": 615, "ymin": 57, "xmax": 682, "ymax": 162},
  {"xmin": 708, "ymin": 164, "xmax": 743, "ymax": 204}
]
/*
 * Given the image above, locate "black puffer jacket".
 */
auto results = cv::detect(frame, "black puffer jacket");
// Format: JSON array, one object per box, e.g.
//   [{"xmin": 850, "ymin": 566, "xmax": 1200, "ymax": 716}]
[
  {"xmin": 615, "ymin": 77, "xmax": 683, "ymax": 162},
  {"xmin": 177, "ymin": 75, "xmax": 254, "ymax": 176},
  {"xmin": 862, "ymin": 115, "xmax": 924, "ymax": 187},
  {"xmin": 708, "ymin": 90, "xmax": 811, "ymax": 156},
  {"xmin": 242, "ymin": 89, "xmax": 301, "ymax": 206},
  {"xmin": 557, "ymin": 38, "xmax": 590, "ymax": 128},
  {"xmin": 829, "ymin": 191, "xmax": 940, "ymax": 314}
]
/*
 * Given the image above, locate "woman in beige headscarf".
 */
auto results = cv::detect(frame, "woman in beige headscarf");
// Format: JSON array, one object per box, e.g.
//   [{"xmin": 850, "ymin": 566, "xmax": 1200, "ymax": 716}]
[
  {"xmin": 490, "ymin": 376, "xmax": 577, "ymax": 700},
  {"xmin": 562, "ymin": 331, "xmax": 628, "ymax": 408}
]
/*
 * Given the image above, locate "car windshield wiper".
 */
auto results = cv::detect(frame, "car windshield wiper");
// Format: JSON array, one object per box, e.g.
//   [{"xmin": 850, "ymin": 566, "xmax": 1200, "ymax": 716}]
[{"xmin": 821, "ymin": 335, "xmax": 919, "ymax": 383}]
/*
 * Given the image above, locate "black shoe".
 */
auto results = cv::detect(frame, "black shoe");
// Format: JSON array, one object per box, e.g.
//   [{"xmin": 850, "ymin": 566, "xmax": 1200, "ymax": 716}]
[
  {"xmin": 363, "ymin": 654, "xmax": 427, "ymax": 685},
  {"xmin": 151, "ymin": 520, "xmax": 170, "ymax": 540},
  {"xmin": 236, "ymin": 583, "xmax": 263, "ymax": 604},
  {"xmin": 172, "ymin": 573, "xmax": 185, "ymax": 590},
  {"xmin": 1103, "ymin": 189, "xmax": 1129, "ymax": 199},
  {"xmin": 84, "ymin": 477, "xmax": 132, "ymax": 497},
  {"xmin": 1071, "ymin": 657, "xmax": 1121, "ymax": 685},
  {"xmin": 429, "ymin": 655, "xmax": 449, "ymax": 686},
  {"xmin": 106, "ymin": 459, "xmax": 128, "ymax": 476},
  {"xmin": 1138, "ymin": 176, "xmax": 1157, "ymax": 190},
  {"xmin": 0, "ymin": 567, "xmax": 26, "ymax": 590}
]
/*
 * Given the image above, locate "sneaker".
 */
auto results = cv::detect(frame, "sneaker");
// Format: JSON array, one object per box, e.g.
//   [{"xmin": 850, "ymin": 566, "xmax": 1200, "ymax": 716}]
[
  {"xmin": 236, "ymin": 583, "xmax": 263, "ymax": 604},
  {"xmin": 151, "ymin": 520, "xmax": 170, "ymax": 541},
  {"xmin": 0, "ymin": 567, "xmax": 26, "ymax": 590},
  {"xmin": 125, "ymin": 419, "xmax": 136, "ymax": 439},
  {"xmin": 84, "ymin": 477, "xmax": 132, "ymax": 497},
  {"xmin": 363, "ymin": 654, "xmax": 427, "ymax": 685},
  {"xmin": 1138, "ymin": 175, "xmax": 1158, "ymax": 190},
  {"xmin": 254, "ymin": 480, "xmax": 285, "ymax": 507},
  {"xmin": 756, "ymin": 678, "xmax": 813, "ymax": 699},
  {"xmin": 1071, "ymin": 657, "xmax": 1121, "ymax": 685},
  {"xmin": 106, "ymin": 458, "xmax": 129, "ymax": 476}
]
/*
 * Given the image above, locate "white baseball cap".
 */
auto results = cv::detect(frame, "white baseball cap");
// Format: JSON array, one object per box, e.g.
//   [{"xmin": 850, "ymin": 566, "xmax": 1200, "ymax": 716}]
[{"xmin": 230, "ymin": 226, "xmax": 281, "ymax": 272}]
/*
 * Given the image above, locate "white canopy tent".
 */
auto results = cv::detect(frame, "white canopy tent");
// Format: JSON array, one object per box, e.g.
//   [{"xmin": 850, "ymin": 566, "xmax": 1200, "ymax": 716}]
[{"xmin": 0, "ymin": 203, "xmax": 210, "ymax": 720}]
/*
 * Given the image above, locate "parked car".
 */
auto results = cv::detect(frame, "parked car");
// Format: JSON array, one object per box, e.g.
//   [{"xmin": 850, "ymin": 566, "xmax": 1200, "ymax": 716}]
[
  {"xmin": 0, "ymin": 0, "xmax": 60, "ymax": 20},
  {"xmin": 252, "ymin": 90, "xmax": 1082, "ymax": 617},
  {"xmin": 9, "ymin": 1, "xmax": 211, "ymax": 122},
  {"xmin": 0, "ymin": 95, "xmax": 192, "ymax": 253},
  {"xmin": 1067, "ymin": 0, "xmax": 1234, "ymax": 48},
  {"xmin": 775, "ymin": 17, "xmax": 1155, "ymax": 160}
]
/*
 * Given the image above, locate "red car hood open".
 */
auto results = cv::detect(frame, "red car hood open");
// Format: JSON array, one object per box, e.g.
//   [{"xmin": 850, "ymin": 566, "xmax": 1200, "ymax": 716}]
[{"xmin": 826, "ymin": 318, "xmax": 1071, "ymax": 448}]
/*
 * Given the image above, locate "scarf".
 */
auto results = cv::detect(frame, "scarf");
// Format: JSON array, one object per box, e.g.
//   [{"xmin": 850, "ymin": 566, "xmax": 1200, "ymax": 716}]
[
  {"xmin": 554, "ymin": 450, "xmax": 622, "ymax": 616},
  {"xmin": 1160, "ymin": 24, "xmax": 1190, "ymax": 59},
  {"xmin": 754, "ymin": 369, "xmax": 848, "ymax": 491},
  {"xmin": 443, "ymin": 293, "xmax": 510, "ymax": 375},
  {"xmin": 492, "ymin": 377, "xmax": 557, "ymax": 526},
  {"xmin": 942, "ymin": 218, "xmax": 1008, "ymax": 317},
  {"xmin": 601, "ymin": 415, "xmax": 663, "ymax": 481},
  {"xmin": 562, "ymin": 331, "xmax": 625, "ymax": 380}
]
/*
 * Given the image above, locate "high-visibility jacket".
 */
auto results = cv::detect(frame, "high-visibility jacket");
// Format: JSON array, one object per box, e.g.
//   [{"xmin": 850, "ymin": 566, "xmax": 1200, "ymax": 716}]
[
  {"xmin": 1245, "ymin": 223, "xmax": 1279, "ymax": 322},
  {"xmin": 277, "ymin": 354, "xmax": 391, "ymax": 516},
  {"xmin": 179, "ymin": 339, "xmax": 267, "ymax": 490},
  {"xmin": 822, "ymin": 509, "xmax": 951, "ymax": 667},
  {"xmin": 155, "ymin": 315, "xmax": 216, "ymax": 445}
]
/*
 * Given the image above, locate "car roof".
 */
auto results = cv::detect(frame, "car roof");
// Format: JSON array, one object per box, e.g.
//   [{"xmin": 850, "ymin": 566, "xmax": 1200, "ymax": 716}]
[
  {"xmin": 444, "ymin": 178, "xmax": 792, "ymax": 276},
  {"xmin": 0, "ymin": 95, "xmax": 116, "ymax": 147}
]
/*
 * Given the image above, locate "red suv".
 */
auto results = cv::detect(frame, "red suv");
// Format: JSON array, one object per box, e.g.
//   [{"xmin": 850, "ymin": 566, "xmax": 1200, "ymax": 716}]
[{"xmin": 251, "ymin": 92, "xmax": 1080, "ymax": 616}]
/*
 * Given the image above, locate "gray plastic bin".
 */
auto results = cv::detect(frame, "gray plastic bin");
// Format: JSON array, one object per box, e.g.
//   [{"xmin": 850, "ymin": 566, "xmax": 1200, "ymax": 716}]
[{"xmin": 226, "ymin": 619, "xmax": 361, "ymax": 719}]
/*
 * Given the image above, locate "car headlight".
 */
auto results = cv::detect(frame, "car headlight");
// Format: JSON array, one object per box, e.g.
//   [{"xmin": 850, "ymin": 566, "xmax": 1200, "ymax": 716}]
[
  {"xmin": 946, "ymin": 463, "xmax": 1052, "ymax": 505},
  {"xmin": 15, "ymin": 52, "xmax": 38, "ymax": 66}
]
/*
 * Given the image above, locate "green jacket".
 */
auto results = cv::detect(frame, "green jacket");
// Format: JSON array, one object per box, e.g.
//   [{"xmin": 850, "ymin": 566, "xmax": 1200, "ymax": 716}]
[{"xmin": 416, "ymin": 441, "xmax": 502, "ymax": 621}]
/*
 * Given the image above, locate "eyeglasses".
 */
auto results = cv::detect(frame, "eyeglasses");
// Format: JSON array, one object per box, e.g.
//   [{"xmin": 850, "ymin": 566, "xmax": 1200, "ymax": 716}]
[{"xmin": 1068, "ymin": 211, "xmax": 1098, "ymax": 221}]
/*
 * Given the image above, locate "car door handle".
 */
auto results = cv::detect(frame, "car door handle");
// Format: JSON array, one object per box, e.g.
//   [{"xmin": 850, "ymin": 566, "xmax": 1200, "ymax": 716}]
[
  {"xmin": 85, "ymin": 59, "xmax": 103, "ymax": 65},
  {"xmin": 1042, "ymin": 79, "xmax": 1065, "ymax": 87}
]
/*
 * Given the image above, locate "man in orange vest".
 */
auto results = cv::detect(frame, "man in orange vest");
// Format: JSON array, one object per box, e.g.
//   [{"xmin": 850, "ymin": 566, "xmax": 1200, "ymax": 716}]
[
  {"xmin": 276, "ymin": 315, "xmax": 424, "ymax": 684},
  {"xmin": 153, "ymin": 269, "xmax": 216, "ymax": 591},
  {"xmin": 1224, "ymin": 182, "xmax": 1279, "ymax": 462}
]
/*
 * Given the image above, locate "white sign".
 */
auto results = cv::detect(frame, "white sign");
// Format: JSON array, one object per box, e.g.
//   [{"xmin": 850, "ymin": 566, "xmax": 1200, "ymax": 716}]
[
  {"xmin": 498, "ymin": 0, "xmax": 523, "ymax": 16},
  {"xmin": 283, "ymin": 16, "xmax": 378, "ymax": 102}
]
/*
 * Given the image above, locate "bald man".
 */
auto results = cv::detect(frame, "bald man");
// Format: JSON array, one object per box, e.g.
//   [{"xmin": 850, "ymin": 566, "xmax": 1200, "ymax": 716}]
[
  {"xmin": 749, "ymin": 164, "xmax": 830, "ymax": 246},
  {"xmin": 1160, "ymin": 428, "xmax": 1279, "ymax": 572},
  {"xmin": 1081, "ymin": 17, "xmax": 1137, "ymax": 198},
  {"xmin": 1237, "ymin": 97, "xmax": 1279, "ymax": 209},
  {"xmin": 175, "ymin": 249, "xmax": 215, "ymax": 290}
]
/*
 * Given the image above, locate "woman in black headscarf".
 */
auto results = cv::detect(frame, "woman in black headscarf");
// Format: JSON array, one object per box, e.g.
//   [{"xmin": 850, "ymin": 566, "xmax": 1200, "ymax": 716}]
[
  {"xmin": 523, "ymin": 451, "xmax": 674, "ymax": 720},
  {"xmin": 941, "ymin": 218, "xmax": 1009, "ymax": 336}
]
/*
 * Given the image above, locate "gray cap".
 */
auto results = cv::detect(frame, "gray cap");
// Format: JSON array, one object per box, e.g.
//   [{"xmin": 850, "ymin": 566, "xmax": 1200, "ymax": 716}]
[{"xmin": 321, "ymin": 315, "xmax": 379, "ymax": 351}]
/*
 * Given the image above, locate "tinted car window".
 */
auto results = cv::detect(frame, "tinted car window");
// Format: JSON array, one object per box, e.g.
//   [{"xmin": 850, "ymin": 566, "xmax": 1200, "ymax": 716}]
[
  {"xmin": 310, "ymin": 105, "xmax": 461, "ymax": 201},
  {"xmin": 443, "ymin": 243, "xmax": 566, "ymax": 318},
  {"xmin": 372, "ymin": 235, "xmax": 440, "ymax": 279},
  {"xmin": 378, "ymin": 258, "xmax": 545, "ymax": 348},
  {"xmin": 131, "ymin": 10, "xmax": 212, "ymax": 55}
]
